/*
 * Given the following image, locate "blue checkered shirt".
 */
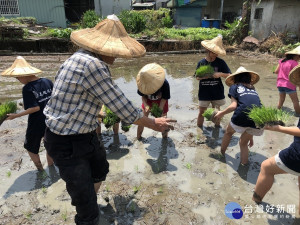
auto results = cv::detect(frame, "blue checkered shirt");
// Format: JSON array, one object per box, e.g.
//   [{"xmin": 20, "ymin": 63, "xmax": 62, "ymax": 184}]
[{"xmin": 44, "ymin": 49, "xmax": 143, "ymax": 135}]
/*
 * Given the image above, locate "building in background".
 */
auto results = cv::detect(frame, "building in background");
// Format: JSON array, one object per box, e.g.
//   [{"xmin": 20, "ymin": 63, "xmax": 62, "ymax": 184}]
[{"xmin": 250, "ymin": 0, "xmax": 300, "ymax": 40}]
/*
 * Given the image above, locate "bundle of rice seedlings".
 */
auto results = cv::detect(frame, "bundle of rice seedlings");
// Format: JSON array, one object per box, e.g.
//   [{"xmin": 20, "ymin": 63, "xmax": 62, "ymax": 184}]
[
  {"xmin": 121, "ymin": 125, "xmax": 131, "ymax": 132},
  {"xmin": 102, "ymin": 105, "xmax": 120, "ymax": 129},
  {"xmin": 202, "ymin": 108, "xmax": 217, "ymax": 122},
  {"xmin": 0, "ymin": 101, "xmax": 17, "ymax": 126},
  {"xmin": 247, "ymin": 105, "xmax": 292, "ymax": 128},
  {"xmin": 195, "ymin": 65, "xmax": 214, "ymax": 78},
  {"xmin": 150, "ymin": 103, "xmax": 163, "ymax": 118}
]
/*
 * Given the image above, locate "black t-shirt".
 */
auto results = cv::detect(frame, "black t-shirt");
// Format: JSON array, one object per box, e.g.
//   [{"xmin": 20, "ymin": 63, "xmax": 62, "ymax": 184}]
[
  {"xmin": 138, "ymin": 79, "xmax": 170, "ymax": 100},
  {"xmin": 229, "ymin": 84, "xmax": 261, "ymax": 128},
  {"xmin": 23, "ymin": 78, "xmax": 53, "ymax": 132},
  {"xmin": 196, "ymin": 58, "xmax": 231, "ymax": 100}
]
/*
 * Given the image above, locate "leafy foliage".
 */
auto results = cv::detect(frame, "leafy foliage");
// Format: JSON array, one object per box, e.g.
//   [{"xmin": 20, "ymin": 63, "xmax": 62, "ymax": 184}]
[
  {"xmin": 0, "ymin": 101, "xmax": 17, "ymax": 125},
  {"xmin": 195, "ymin": 65, "xmax": 214, "ymax": 78},
  {"xmin": 119, "ymin": 10, "xmax": 146, "ymax": 33},
  {"xmin": 247, "ymin": 105, "xmax": 292, "ymax": 128},
  {"xmin": 46, "ymin": 28, "xmax": 73, "ymax": 38},
  {"xmin": 80, "ymin": 10, "xmax": 102, "ymax": 28},
  {"xmin": 223, "ymin": 18, "xmax": 247, "ymax": 45},
  {"xmin": 202, "ymin": 108, "xmax": 215, "ymax": 121},
  {"xmin": 121, "ymin": 125, "xmax": 131, "ymax": 132},
  {"xmin": 102, "ymin": 105, "xmax": 120, "ymax": 129},
  {"xmin": 150, "ymin": 103, "xmax": 163, "ymax": 118}
]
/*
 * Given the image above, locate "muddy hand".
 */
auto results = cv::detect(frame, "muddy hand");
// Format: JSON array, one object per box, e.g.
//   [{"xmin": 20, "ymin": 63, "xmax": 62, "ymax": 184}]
[{"xmin": 154, "ymin": 117, "xmax": 177, "ymax": 133}]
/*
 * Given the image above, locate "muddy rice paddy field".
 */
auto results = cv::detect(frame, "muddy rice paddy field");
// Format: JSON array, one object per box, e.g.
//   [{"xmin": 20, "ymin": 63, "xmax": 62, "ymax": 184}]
[{"xmin": 0, "ymin": 51, "xmax": 300, "ymax": 225}]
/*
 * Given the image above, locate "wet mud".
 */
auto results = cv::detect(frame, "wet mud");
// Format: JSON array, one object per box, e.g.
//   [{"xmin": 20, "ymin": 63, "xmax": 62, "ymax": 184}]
[{"xmin": 0, "ymin": 52, "xmax": 299, "ymax": 224}]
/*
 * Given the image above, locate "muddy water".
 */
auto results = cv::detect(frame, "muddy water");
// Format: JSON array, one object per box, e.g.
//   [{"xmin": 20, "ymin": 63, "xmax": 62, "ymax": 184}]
[{"xmin": 0, "ymin": 53, "xmax": 299, "ymax": 224}]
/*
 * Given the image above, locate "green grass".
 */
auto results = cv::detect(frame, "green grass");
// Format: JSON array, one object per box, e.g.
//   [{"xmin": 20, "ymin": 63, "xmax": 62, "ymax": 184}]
[
  {"xmin": 195, "ymin": 65, "xmax": 215, "ymax": 78},
  {"xmin": 133, "ymin": 185, "xmax": 141, "ymax": 194},
  {"xmin": 102, "ymin": 105, "xmax": 120, "ymax": 129},
  {"xmin": 6, "ymin": 171, "xmax": 11, "ymax": 177},
  {"xmin": 150, "ymin": 103, "xmax": 163, "ymax": 118},
  {"xmin": 0, "ymin": 101, "xmax": 17, "ymax": 124},
  {"xmin": 202, "ymin": 108, "xmax": 215, "ymax": 121},
  {"xmin": 247, "ymin": 105, "xmax": 292, "ymax": 128}
]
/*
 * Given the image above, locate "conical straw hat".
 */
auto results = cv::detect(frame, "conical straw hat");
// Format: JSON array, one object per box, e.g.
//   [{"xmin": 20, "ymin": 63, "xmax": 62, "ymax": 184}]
[
  {"xmin": 1, "ymin": 56, "xmax": 42, "ymax": 77},
  {"xmin": 136, "ymin": 63, "xmax": 166, "ymax": 95},
  {"xmin": 71, "ymin": 14, "xmax": 146, "ymax": 58},
  {"xmin": 225, "ymin": 66, "xmax": 260, "ymax": 86},
  {"xmin": 285, "ymin": 46, "xmax": 300, "ymax": 55},
  {"xmin": 201, "ymin": 35, "xmax": 226, "ymax": 56},
  {"xmin": 289, "ymin": 65, "xmax": 300, "ymax": 86}
]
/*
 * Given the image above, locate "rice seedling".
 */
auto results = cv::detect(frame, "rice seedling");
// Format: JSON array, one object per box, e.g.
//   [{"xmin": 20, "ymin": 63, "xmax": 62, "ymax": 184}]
[
  {"xmin": 6, "ymin": 171, "xmax": 11, "ymax": 177},
  {"xmin": 121, "ymin": 124, "xmax": 131, "ymax": 132},
  {"xmin": 102, "ymin": 105, "xmax": 120, "ymax": 129},
  {"xmin": 133, "ymin": 185, "xmax": 141, "ymax": 194},
  {"xmin": 247, "ymin": 105, "xmax": 292, "ymax": 128},
  {"xmin": 195, "ymin": 65, "xmax": 214, "ymax": 78},
  {"xmin": 202, "ymin": 108, "xmax": 217, "ymax": 121},
  {"xmin": 0, "ymin": 101, "xmax": 17, "ymax": 126},
  {"xmin": 150, "ymin": 103, "xmax": 163, "ymax": 118},
  {"xmin": 185, "ymin": 162, "xmax": 192, "ymax": 170}
]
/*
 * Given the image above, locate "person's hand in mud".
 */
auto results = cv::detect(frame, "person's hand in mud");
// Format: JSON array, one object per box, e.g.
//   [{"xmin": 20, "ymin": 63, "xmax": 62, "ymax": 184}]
[{"xmin": 213, "ymin": 111, "xmax": 224, "ymax": 122}]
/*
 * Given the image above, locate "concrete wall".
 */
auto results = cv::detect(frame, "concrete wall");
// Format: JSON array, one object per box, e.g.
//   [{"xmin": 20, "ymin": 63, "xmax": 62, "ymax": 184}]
[
  {"xmin": 250, "ymin": 0, "xmax": 300, "ymax": 40},
  {"xmin": 3, "ymin": 0, "xmax": 66, "ymax": 28},
  {"xmin": 271, "ymin": 0, "xmax": 300, "ymax": 37},
  {"xmin": 201, "ymin": 0, "xmax": 243, "ymax": 21},
  {"xmin": 94, "ymin": 0, "xmax": 131, "ymax": 18}
]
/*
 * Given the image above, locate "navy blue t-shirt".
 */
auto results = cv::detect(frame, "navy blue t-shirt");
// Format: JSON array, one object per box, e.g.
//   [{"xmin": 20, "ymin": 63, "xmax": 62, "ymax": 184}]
[
  {"xmin": 229, "ymin": 84, "xmax": 261, "ymax": 128},
  {"xmin": 196, "ymin": 57, "xmax": 231, "ymax": 101},
  {"xmin": 23, "ymin": 78, "xmax": 53, "ymax": 133},
  {"xmin": 138, "ymin": 79, "xmax": 170, "ymax": 100}
]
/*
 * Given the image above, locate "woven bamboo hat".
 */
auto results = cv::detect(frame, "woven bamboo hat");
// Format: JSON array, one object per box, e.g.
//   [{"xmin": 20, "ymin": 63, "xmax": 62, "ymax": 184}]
[
  {"xmin": 225, "ymin": 66, "xmax": 260, "ymax": 86},
  {"xmin": 1, "ymin": 56, "xmax": 42, "ymax": 77},
  {"xmin": 201, "ymin": 35, "xmax": 226, "ymax": 56},
  {"xmin": 289, "ymin": 65, "xmax": 300, "ymax": 86},
  {"xmin": 136, "ymin": 63, "xmax": 165, "ymax": 95},
  {"xmin": 70, "ymin": 14, "xmax": 146, "ymax": 58},
  {"xmin": 285, "ymin": 46, "xmax": 300, "ymax": 55}
]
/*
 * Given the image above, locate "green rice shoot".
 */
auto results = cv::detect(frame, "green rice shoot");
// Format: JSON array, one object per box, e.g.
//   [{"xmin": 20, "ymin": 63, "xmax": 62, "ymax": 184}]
[
  {"xmin": 150, "ymin": 103, "xmax": 163, "ymax": 118},
  {"xmin": 202, "ymin": 108, "xmax": 215, "ymax": 121},
  {"xmin": 0, "ymin": 101, "xmax": 17, "ymax": 125},
  {"xmin": 247, "ymin": 105, "xmax": 292, "ymax": 128},
  {"xmin": 195, "ymin": 65, "xmax": 214, "ymax": 78},
  {"xmin": 102, "ymin": 105, "xmax": 120, "ymax": 129},
  {"xmin": 121, "ymin": 125, "xmax": 131, "ymax": 132}
]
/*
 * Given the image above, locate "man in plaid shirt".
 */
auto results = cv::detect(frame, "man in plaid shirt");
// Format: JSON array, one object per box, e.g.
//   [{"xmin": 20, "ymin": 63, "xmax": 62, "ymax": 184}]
[{"xmin": 43, "ymin": 15, "xmax": 176, "ymax": 225}]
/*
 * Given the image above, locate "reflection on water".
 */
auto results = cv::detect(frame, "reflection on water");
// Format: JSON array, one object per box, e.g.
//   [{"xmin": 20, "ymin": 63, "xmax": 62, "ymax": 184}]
[{"xmin": 0, "ymin": 53, "xmax": 279, "ymax": 109}]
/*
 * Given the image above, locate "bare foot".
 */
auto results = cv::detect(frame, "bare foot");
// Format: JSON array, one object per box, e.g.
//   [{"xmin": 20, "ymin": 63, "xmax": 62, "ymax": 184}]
[{"xmin": 252, "ymin": 192, "xmax": 262, "ymax": 204}]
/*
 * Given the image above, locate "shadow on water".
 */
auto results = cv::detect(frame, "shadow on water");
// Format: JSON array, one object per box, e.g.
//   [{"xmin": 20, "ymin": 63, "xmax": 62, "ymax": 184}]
[
  {"xmin": 209, "ymin": 147, "xmax": 267, "ymax": 185},
  {"xmin": 202, "ymin": 125, "xmax": 239, "ymax": 149},
  {"xmin": 2, "ymin": 165, "xmax": 60, "ymax": 199},
  {"xmin": 100, "ymin": 132, "xmax": 133, "ymax": 160},
  {"xmin": 140, "ymin": 137, "xmax": 178, "ymax": 174},
  {"xmin": 98, "ymin": 194, "xmax": 146, "ymax": 224}
]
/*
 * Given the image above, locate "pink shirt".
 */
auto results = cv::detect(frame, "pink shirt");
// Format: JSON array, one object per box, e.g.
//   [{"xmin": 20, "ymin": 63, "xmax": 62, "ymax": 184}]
[{"xmin": 277, "ymin": 59, "xmax": 298, "ymax": 90}]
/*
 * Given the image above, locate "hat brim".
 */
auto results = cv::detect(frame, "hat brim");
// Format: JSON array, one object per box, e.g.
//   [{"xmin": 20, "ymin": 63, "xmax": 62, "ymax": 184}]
[
  {"xmin": 201, "ymin": 40, "xmax": 226, "ymax": 56},
  {"xmin": 289, "ymin": 65, "xmax": 300, "ymax": 86},
  {"xmin": 70, "ymin": 19, "xmax": 146, "ymax": 58},
  {"xmin": 225, "ymin": 71, "xmax": 260, "ymax": 86}
]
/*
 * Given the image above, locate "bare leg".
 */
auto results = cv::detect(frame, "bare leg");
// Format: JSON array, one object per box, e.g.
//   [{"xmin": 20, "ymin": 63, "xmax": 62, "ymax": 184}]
[
  {"xmin": 277, "ymin": 92, "xmax": 286, "ymax": 109},
  {"xmin": 253, "ymin": 156, "xmax": 286, "ymax": 203},
  {"xmin": 137, "ymin": 109, "xmax": 149, "ymax": 139},
  {"xmin": 27, "ymin": 151, "xmax": 43, "ymax": 171},
  {"xmin": 212, "ymin": 105, "xmax": 221, "ymax": 126},
  {"xmin": 220, "ymin": 123, "xmax": 235, "ymax": 155},
  {"xmin": 46, "ymin": 152, "xmax": 54, "ymax": 166},
  {"xmin": 94, "ymin": 182, "xmax": 102, "ymax": 193},
  {"xmin": 96, "ymin": 126, "xmax": 101, "ymax": 134},
  {"xmin": 298, "ymin": 176, "xmax": 300, "ymax": 214},
  {"xmin": 162, "ymin": 113, "xmax": 168, "ymax": 138},
  {"xmin": 197, "ymin": 106, "xmax": 207, "ymax": 128},
  {"xmin": 113, "ymin": 123, "xmax": 119, "ymax": 135},
  {"xmin": 289, "ymin": 92, "xmax": 300, "ymax": 114},
  {"xmin": 239, "ymin": 132, "xmax": 253, "ymax": 165}
]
